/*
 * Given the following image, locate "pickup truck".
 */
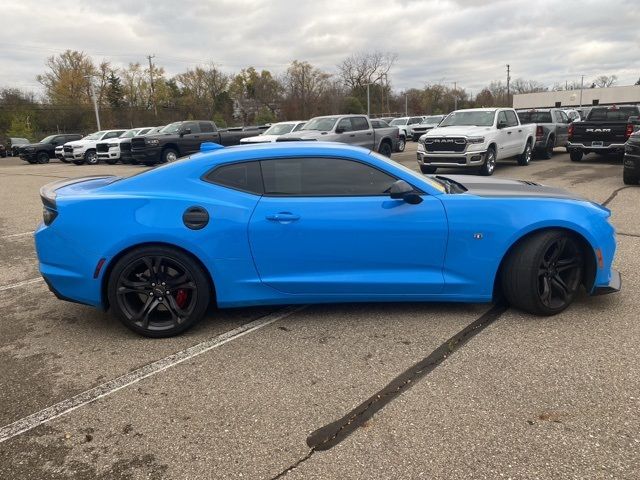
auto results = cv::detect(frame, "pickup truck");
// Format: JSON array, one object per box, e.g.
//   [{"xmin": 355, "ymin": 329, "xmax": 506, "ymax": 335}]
[
  {"xmin": 19, "ymin": 133, "xmax": 82, "ymax": 164},
  {"xmin": 63, "ymin": 130, "xmax": 127, "ymax": 165},
  {"xmin": 516, "ymin": 108, "xmax": 571, "ymax": 159},
  {"xmin": 567, "ymin": 105, "xmax": 640, "ymax": 162},
  {"xmin": 277, "ymin": 115, "xmax": 400, "ymax": 157},
  {"xmin": 131, "ymin": 120, "xmax": 257, "ymax": 165},
  {"xmin": 411, "ymin": 115, "xmax": 445, "ymax": 141},
  {"xmin": 417, "ymin": 108, "xmax": 536, "ymax": 176},
  {"xmin": 96, "ymin": 127, "xmax": 155, "ymax": 164}
]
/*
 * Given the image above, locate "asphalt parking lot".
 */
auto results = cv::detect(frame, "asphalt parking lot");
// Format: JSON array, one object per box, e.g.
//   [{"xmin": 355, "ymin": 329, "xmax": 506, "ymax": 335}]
[{"xmin": 0, "ymin": 144, "xmax": 639, "ymax": 479}]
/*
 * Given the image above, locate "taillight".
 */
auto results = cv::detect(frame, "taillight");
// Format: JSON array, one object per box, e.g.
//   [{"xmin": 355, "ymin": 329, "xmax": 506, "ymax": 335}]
[
  {"xmin": 625, "ymin": 124, "xmax": 634, "ymax": 139},
  {"xmin": 43, "ymin": 207, "xmax": 58, "ymax": 226},
  {"xmin": 536, "ymin": 126, "xmax": 544, "ymax": 139},
  {"xmin": 568, "ymin": 124, "xmax": 574, "ymax": 140}
]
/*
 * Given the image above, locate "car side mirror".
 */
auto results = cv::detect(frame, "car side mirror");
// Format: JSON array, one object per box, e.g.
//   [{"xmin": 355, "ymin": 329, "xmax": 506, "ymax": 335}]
[
  {"xmin": 389, "ymin": 180, "xmax": 423, "ymax": 204},
  {"xmin": 335, "ymin": 127, "xmax": 345, "ymax": 134},
  {"xmin": 497, "ymin": 120, "xmax": 507, "ymax": 129}
]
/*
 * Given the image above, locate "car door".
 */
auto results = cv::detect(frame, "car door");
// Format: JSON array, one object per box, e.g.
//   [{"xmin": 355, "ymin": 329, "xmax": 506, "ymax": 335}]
[
  {"xmin": 335, "ymin": 117, "xmax": 358, "ymax": 145},
  {"xmin": 504, "ymin": 110, "xmax": 523, "ymax": 156},
  {"xmin": 350, "ymin": 116, "xmax": 374, "ymax": 148},
  {"xmin": 248, "ymin": 156, "xmax": 448, "ymax": 295},
  {"xmin": 180, "ymin": 121, "xmax": 202, "ymax": 153},
  {"xmin": 495, "ymin": 111, "xmax": 511, "ymax": 159}
]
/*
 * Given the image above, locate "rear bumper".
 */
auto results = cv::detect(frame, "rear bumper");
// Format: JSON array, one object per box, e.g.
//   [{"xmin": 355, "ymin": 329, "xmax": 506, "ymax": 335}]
[
  {"xmin": 592, "ymin": 269, "xmax": 621, "ymax": 296},
  {"xmin": 417, "ymin": 149, "xmax": 487, "ymax": 167},
  {"xmin": 568, "ymin": 142, "xmax": 626, "ymax": 152}
]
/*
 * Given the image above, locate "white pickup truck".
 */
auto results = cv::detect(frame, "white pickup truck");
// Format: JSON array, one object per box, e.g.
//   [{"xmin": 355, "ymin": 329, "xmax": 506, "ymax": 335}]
[{"xmin": 417, "ymin": 108, "xmax": 536, "ymax": 176}]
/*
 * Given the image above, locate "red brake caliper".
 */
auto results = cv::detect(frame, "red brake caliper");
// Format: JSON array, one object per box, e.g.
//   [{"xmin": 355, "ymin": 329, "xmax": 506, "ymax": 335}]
[{"xmin": 175, "ymin": 289, "xmax": 188, "ymax": 308}]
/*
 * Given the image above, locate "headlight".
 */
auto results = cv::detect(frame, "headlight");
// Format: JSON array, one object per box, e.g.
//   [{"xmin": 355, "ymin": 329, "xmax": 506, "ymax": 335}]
[
  {"xmin": 467, "ymin": 137, "xmax": 485, "ymax": 144},
  {"xmin": 73, "ymin": 145, "xmax": 83, "ymax": 150},
  {"xmin": 108, "ymin": 143, "xmax": 119, "ymax": 148},
  {"xmin": 146, "ymin": 139, "xmax": 160, "ymax": 146}
]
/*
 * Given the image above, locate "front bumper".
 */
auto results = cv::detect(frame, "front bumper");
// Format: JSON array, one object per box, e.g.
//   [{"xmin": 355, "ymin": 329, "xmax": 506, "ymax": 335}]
[
  {"xmin": 416, "ymin": 148, "xmax": 487, "ymax": 167},
  {"xmin": 592, "ymin": 269, "xmax": 621, "ymax": 296},
  {"xmin": 131, "ymin": 147, "xmax": 161, "ymax": 164},
  {"xmin": 97, "ymin": 150, "xmax": 121, "ymax": 160},
  {"xmin": 19, "ymin": 152, "xmax": 37, "ymax": 161},
  {"xmin": 64, "ymin": 151, "xmax": 85, "ymax": 160}
]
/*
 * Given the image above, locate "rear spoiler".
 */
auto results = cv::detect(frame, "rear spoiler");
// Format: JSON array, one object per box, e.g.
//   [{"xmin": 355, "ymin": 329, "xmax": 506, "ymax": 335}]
[{"xmin": 40, "ymin": 175, "xmax": 118, "ymax": 209}]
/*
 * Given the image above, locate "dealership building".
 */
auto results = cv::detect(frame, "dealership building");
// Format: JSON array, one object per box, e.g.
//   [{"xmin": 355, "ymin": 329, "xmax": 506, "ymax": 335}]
[{"xmin": 513, "ymin": 85, "xmax": 640, "ymax": 109}]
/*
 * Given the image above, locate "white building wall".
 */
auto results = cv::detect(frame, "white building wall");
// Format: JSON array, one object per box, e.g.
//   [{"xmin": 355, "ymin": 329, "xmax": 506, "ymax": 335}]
[{"xmin": 513, "ymin": 85, "xmax": 640, "ymax": 109}]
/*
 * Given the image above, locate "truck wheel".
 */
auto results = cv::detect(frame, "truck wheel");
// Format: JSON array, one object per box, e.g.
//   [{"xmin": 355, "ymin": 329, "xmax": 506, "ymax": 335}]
[
  {"xmin": 378, "ymin": 141, "xmax": 392, "ymax": 157},
  {"xmin": 541, "ymin": 136, "xmax": 555, "ymax": 159},
  {"xmin": 479, "ymin": 147, "xmax": 496, "ymax": 176},
  {"xmin": 85, "ymin": 150, "xmax": 98, "ymax": 165},
  {"xmin": 517, "ymin": 141, "xmax": 532, "ymax": 166},
  {"xmin": 397, "ymin": 136, "xmax": 406, "ymax": 152},
  {"xmin": 420, "ymin": 165, "xmax": 436, "ymax": 174},
  {"xmin": 36, "ymin": 152, "xmax": 50, "ymax": 164},
  {"xmin": 569, "ymin": 150, "xmax": 583, "ymax": 162},
  {"xmin": 623, "ymin": 168, "xmax": 639, "ymax": 185},
  {"xmin": 161, "ymin": 148, "xmax": 178, "ymax": 163}
]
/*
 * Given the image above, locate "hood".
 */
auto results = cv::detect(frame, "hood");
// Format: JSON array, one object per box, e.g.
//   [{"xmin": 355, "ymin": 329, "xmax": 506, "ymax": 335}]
[
  {"xmin": 65, "ymin": 139, "xmax": 93, "ymax": 147},
  {"xmin": 425, "ymin": 125, "xmax": 492, "ymax": 137},
  {"xmin": 22, "ymin": 142, "xmax": 47, "ymax": 149},
  {"xmin": 437, "ymin": 175, "xmax": 585, "ymax": 201},
  {"xmin": 240, "ymin": 134, "xmax": 280, "ymax": 143}
]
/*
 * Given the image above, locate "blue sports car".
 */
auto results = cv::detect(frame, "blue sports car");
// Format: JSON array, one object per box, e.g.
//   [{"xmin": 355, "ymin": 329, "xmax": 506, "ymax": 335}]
[{"xmin": 35, "ymin": 142, "xmax": 620, "ymax": 337}]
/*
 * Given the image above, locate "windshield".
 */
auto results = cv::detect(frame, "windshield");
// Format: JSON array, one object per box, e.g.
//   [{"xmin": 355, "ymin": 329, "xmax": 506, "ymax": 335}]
[
  {"xmin": 389, "ymin": 118, "xmax": 408, "ymax": 126},
  {"xmin": 517, "ymin": 111, "xmax": 552, "ymax": 124},
  {"xmin": 159, "ymin": 122, "xmax": 183, "ymax": 134},
  {"xmin": 587, "ymin": 107, "xmax": 638, "ymax": 121},
  {"xmin": 263, "ymin": 123, "xmax": 295, "ymax": 135},
  {"xmin": 40, "ymin": 135, "xmax": 56, "ymax": 143},
  {"xmin": 420, "ymin": 116, "xmax": 443, "ymax": 125},
  {"xmin": 120, "ymin": 129, "xmax": 140, "ymax": 138},
  {"xmin": 440, "ymin": 111, "xmax": 495, "ymax": 127},
  {"xmin": 301, "ymin": 117, "xmax": 337, "ymax": 132},
  {"xmin": 82, "ymin": 131, "xmax": 105, "ymax": 140}
]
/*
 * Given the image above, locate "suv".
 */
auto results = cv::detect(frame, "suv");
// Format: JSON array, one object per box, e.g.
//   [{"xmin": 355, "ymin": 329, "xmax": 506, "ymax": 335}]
[
  {"xmin": 19, "ymin": 134, "xmax": 83, "ymax": 164},
  {"xmin": 96, "ymin": 127, "xmax": 155, "ymax": 164},
  {"xmin": 63, "ymin": 130, "xmax": 127, "ymax": 165}
]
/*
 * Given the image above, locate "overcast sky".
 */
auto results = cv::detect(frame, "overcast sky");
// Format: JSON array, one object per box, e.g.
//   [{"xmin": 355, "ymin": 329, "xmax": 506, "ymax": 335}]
[{"xmin": 1, "ymin": 0, "xmax": 638, "ymax": 97}]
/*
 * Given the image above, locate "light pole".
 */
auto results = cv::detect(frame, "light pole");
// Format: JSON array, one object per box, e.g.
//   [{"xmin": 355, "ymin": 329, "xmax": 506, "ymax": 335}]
[
  {"xmin": 579, "ymin": 75, "xmax": 584, "ymax": 107},
  {"xmin": 85, "ymin": 75, "xmax": 101, "ymax": 131},
  {"xmin": 366, "ymin": 82, "xmax": 371, "ymax": 117}
]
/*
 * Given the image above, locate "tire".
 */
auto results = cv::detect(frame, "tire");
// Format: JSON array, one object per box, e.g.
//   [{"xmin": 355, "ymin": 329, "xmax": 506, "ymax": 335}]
[
  {"xmin": 570, "ymin": 150, "xmax": 583, "ymax": 162},
  {"xmin": 84, "ymin": 149, "xmax": 98, "ymax": 165},
  {"xmin": 623, "ymin": 168, "xmax": 640, "ymax": 185},
  {"xmin": 161, "ymin": 148, "xmax": 178, "ymax": 163},
  {"xmin": 540, "ymin": 136, "xmax": 554, "ymax": 159},
  {"xmin": 517, "ymin": 141, "xmax": 532, "ymax": 166},
  {"xmin": 501, "ymin": 229, "xmax": 584, "ymax": 316},
  {"xmin": 378, "ymin": 141, "xmax": 392, "ymax": 157},
  {"xmin": 479, "ymin": 146, "xmax": 496, "ymax": 176},
  {"xmin": 36, "ymin": 152, "xmax": 50, "ymax": 164},
  {"xmin": 107, "ymin": 245, "xmax": 211, "ymax": 338},
  {"xmin": 420, "ymin": 165, "xmax": 436, "ymax": 174},
  {"xmin": 396, "ymin": 136, "xmax": 406, "ymax": 152}
]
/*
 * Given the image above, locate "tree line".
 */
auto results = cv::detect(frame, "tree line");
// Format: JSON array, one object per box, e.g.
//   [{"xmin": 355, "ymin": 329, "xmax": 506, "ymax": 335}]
[{"xmin": 0, "ymin": 49, "xmax": 626, "ymax": 140}]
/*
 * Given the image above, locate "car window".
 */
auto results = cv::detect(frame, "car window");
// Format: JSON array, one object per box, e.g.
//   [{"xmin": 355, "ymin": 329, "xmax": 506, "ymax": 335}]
[
  {"xmin": 337, "ymin": 118, "xmax": 353, "ymax": 132},
  {"xmin": 587, "ymin": 107, "xmax": 638, "ymax": 121},
  {"xmin": 205, "ymin": 161, "xmax": 263, "ymax": 194},
  {"xmin": 260, "ymin": 157, "xmax": 397, "ymax": 196},
  {"xmin": 199, "ymin": 122, "xmax": 215, "ymax": 133},
  {"xmin": 505, "ymin": 110, "xmax": 519, "ymax": 127},
  {"xmin": 53, "ymin": 136, "xmax": 66, "ymax": 144},
  {"xmin": 517, "ymin": 111, "xmax": 552, "ymax": 124},
  {"xmin": 183, "ymin": 122, "xmax": 201, "ymax": 134},
  {"xmin": 497, "ymin": 111, "xmax": 507, "ymax": 126},
  {"xmin": 558, "ymin": 111, "xmax": 569, "ymax": 123},
  {"xmin": 292, "ymin": 123, "xmax": 305, "ymax": 132},
  {"xmin": 408, "ymin": 117, "xmax": 422, "ymax": 124},
  {"xmin": 351, "ymin": 117, "xmax": 370, "ymax": 131},
  {"xmin": 103, "ymin": 131, "xmax": 122, "ymax": 140}
]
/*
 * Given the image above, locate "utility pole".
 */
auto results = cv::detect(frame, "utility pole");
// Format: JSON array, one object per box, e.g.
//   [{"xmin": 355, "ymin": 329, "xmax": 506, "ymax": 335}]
[
  {"xmin": 579, "ymin": 75, "xmax": 584, "ymax": 107},
  {"xmin": 85, "ymin": 75, "xmax": 101, "ymax": 131},
  {"xmin": 506, "ymin": 64, "xmax": 511, "ymax": 107},
  {"xmin": 147, "ymin": 54, "xmax": 158, "ymax": 119},
  {"xmin": 367, "ymin": 83, "xmax": 371, "ymax": 117},
  {"xmin": 453, "ymin": 81, "xmax": 458, "ymax": 110},
  {"xmin": 405, "ymin": 93, "xmax": 408, "ymax": 116}
]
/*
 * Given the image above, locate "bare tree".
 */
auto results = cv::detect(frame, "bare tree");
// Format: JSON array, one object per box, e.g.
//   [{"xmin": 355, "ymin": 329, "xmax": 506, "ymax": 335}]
[
  {"xmin": 592, "ymin": 75, "xmax": 618, "ymax": 88},
  {"xmin": 338, "ymin": 51, "xmax": 397, "ymax": 91},
  {"xmin": 283, "ymin": 60, "xmax": 331, "ymax": 118},
  {"xmin": 510, "ymin": 78, "xmax": 547, "ymax": 94}
]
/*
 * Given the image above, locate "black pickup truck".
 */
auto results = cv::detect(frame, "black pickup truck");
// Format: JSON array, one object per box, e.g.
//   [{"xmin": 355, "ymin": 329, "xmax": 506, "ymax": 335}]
[
  {"xmin": 567, "ymin": 105, "xmax": 640, "ymax": 162},
  {"xmin": 131, "ymin": 121, "xmax": 257, "ymax": 165},
  {"xmin": 19, "ymin": 133, "xmax": 82, "ymax": 164}
]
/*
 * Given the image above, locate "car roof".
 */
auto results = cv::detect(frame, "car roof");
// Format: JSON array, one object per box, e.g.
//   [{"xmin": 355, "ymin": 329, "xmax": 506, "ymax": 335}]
[{"xmin": 454, "ymin": 108, "xmax": 498, "ymax": 113}]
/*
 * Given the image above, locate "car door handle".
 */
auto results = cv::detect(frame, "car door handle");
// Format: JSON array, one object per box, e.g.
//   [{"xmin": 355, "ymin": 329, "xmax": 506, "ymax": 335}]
[
  {"xmin": 507, "ymin": 131, "xmax": 512, "ymax": 134},
  {"xmin": 349, "ymin": 134, "xmax": 355, "ymax": 137},
  {"xmin": 366, "ymin": 132, "xmax": 372, "ymax": 136},
  {"xmin": 265, "ymin": 212, "xmax": 300, "ymax": 223},
  {"xmin": 518, "ymin": 129, "xmax": 522, "ymax": 132}
]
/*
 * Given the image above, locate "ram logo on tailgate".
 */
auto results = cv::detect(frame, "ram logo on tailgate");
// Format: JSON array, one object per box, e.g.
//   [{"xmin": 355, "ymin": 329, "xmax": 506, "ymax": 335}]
[{"xmin": 586, "ymin": 128, "xmax": 611, "ymax": 133}]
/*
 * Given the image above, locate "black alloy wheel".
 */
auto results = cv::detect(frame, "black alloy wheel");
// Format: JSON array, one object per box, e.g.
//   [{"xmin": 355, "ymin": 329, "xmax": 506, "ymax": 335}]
[
  {"xmin": 536, "ymin": 237, "xmax": 583, "ymax": 310},
  {"xmin": 108, "ymin": 246, "xmax": 210, "ymax": 337},
  {"xmin": 37, "ymin": 152, "xmax": 50, "ymax": 164}
]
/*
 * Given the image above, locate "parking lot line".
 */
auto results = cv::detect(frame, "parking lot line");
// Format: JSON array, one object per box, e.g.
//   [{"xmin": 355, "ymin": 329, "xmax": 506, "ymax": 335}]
[
  {"xmin": 0, "ymin": 231, "xmax": 33, "ymax": 240},
  {"xmin": 0, "ymin": 305, "xmax": 305, "ymax": 444},
  {"xmin": 0, "ymin": 277, "xmax": 42, "ymax": 292}
]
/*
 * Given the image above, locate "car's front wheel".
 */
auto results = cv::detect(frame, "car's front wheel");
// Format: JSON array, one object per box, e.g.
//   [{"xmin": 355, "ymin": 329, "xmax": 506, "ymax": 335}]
[
  {"xmin": 85, "ymin": 149, "xmax": 98, "ymax": 165},
  {"xmin": 479, "ymin": 147, "xmax": 496, "ymax": 176},
  {"xmin": 37, "ymin": 152, "xmax": 50, "ymax": 164},
  {"xmin": 107, "ymin": 246, "xmax": 211, "ymax": 337},
  {"xmin": 161, "ymin": 148, "xmax": 178, "ymax": 163},
  {"xmin": 501, "ymin": 230, "xmax": 584, "ymax": 316}
]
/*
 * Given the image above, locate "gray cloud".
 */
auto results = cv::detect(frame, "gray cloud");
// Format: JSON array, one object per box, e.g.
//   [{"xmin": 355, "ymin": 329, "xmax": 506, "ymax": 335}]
[{"xmin": 0, "ymin": 0, "xmax": 638, "ymax": 95}]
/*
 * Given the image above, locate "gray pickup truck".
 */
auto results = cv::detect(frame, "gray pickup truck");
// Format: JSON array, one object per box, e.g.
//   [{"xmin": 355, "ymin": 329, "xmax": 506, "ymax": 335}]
[
  {"xmin": 278, "ymin": 115, "xmax": 400, "ymax": 156},
  {"xmin": 516, "ymin": 108, "xmax": 571, "ymax": 159}
]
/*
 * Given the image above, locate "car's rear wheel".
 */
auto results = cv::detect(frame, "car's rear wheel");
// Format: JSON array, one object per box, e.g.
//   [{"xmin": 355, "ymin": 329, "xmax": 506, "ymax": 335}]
[
  {"xmin": 501, "ymin": 230, "xmax": 584, "ymax": 316},
  {"xmin": 623, "ymin": 168, "xmax": 639, "ymax": 185},
  {"xmin": 378, "ymin": 141, "xmax": 392, "ymax": 157},
  {"xmin": 420, "ymin": 165, "xmax": 436, "ymax": 174},
  {"xmin": 479, "ymin": 146, "xmax": 496, "ymax": 176},
  {"xmin": 570, "ymin": 150, "xmax": 583, "ymax": 162},
  {"xmin": 108, "ymin": 246, "xmax": 211, "ymax": 338},
  {"xmin": 397, "ymin": 136, "xmax": 406, "ymax": 152},
  {"xmin": 541, "ymin": 136, "xmax": 554, "ymax": 159}
]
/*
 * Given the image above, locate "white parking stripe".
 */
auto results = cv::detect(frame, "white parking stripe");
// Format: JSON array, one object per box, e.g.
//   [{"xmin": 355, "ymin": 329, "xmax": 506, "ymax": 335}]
[
  {"xmin": 0, "ymin": 278, "xmax": 43, "ymax": 292},
  {"xmin": 0, "ymin": 305, "xmax": 305, "ymax": 443},
  {"xmin": 0, "ymin": 231, "xmax": 32, "ymax": 240}
]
